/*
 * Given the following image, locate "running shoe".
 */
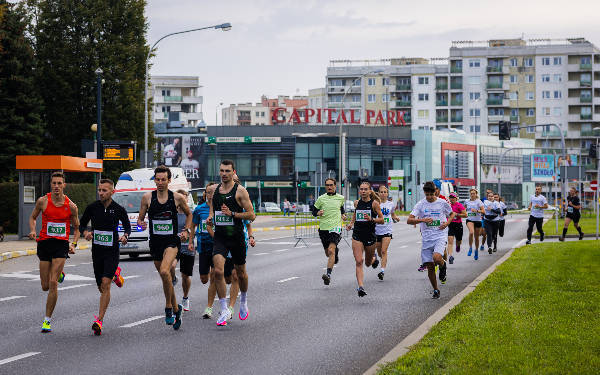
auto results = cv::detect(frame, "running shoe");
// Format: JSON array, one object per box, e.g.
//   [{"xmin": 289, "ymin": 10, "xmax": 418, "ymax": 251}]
[
  {"xmin": 58, "ymin": 271, "xmax": 65, "ymax": 284},
  {"xmin": 479, "ymin": 245, "xmax": 485, "ymax": 251},
  {"xmin": 113, "ymin": 266, "xmax": 124, "ymax": 288},
  {"xmin": 377, "ymin": 271, "xmax": 384, "ymax": 281},
  {"xmin": 239, "ymin": 301, "xmax": 249, "ymax": 320},
  {"xmin": 579, "ymin": 232, "xmax": 585, "ymax": 240},
  {"xmin": 558, "ymin": 236, "xmax": 565, "ymax": 242},
  {"xmin": 467, "ymin": 247, "xmax": 472, "ymax": 256},
  {"xmin": 202, "ymin": 307, "xmax": 212, "ymax": 319},
  {"xmin": 182, "ymin": 297, "xmax": 190, "ymax": 312},
  {"xmin": 228, "ymin": 306, "xmax": 234, "ymax": 320},
  {"xmin": 449, "ymin": 255, "xmax": 454, "ymax": 265},
  {"xmin": 474, "ymin": 249, "xmax": 479, "ymax": 260},
  {"xmin": 41, "ymin": 320, "xmax": 52, "ymax": 333},
  {"xmin": 216, "ymin": 309, "xmax": 229, "ymax": 326},
  {"xmin": 438, "ymin": 262, "xmax": 447, "ymax": 284},
  {"xmin": 526, "ymin": 240, "xmax": 531, "ymax": 245},
  {"xmin": 456, "ymin": 245, "xmax": 461, "ymax": 253},
  {"xmin": 173, "ymin": 304, "xmax": 182, "ymax": 330},
  {"xmin": 488, "ymin": 247, "xmax": 493, "ymax": 255},
  {"xmin": 322, "ymin": 273, "xmax": 331, "ymax": 286},
  {"xmin": 334, "ymin": 247, "xmax": 339, "ymax": 264},
  {"xmin": 172, "ymin": 275, "xmax": 178, "ymax": 286},
  {"xmin": 432, "ymin": 289, "xmax": 440, "ymax": 299},
  {"xmin": 165, "ymin": 308, "xmax": 174, "ymax": 325},
  {"xmin": 493, "ymin": 247, "xmax": 497, "ymax": 253},
  {"xmin": 357, "ymin": 286, "xmax": 367, "ymax": 297},
  {"xmin": 371, "ymin": 259, "xmax": 379, "ymax": 269},
  {"xmin": 417, "ymin": 264, "xmax": 426, "ymax": 272},
  {"xmin": 540, "ymin": 233, "xmax": 544, "ymax": 242},
  {"xmin": 92, "ymin": 316, "xmax": 102, "ymax": 336}
]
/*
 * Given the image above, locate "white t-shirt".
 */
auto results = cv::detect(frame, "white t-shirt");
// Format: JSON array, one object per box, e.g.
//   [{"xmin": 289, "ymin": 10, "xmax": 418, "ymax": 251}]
[
  {"xmin": 530, "ymin": 194, "xmax": 547, "ymax": 218},
  {"xmin": 375, "ymin": 201, "xmax": 395, "ymax": 235},
  {"xmin": 483, "ymin": 200, "xmax": 499, "ymax": 219},
  {"xmin": 410, "ymin": 198, "xmax": 452, "ymax": 247},
  {"xmin": 495, "ymin": 201, "xmax": 507, "ymax": 221},
  {"xmin": 465, "ymin": 199, "xmax": 484, "ymax": 221}
]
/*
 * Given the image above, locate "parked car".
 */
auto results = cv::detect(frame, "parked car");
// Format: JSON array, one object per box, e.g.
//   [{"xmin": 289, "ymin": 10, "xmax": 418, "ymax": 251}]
[{"xmin": 259, "ymin": 202, "xmax": 282, "ymax": 213}]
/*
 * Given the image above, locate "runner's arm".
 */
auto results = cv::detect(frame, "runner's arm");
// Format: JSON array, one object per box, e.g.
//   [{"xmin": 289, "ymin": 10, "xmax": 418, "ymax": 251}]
[
  {"xmin": 69, "ymin": 201, "xmax": 80, "ymax": 247},
  {"xmin": 175, "ymin": 192, "xmax": 193, "ymax": 240},
  {"xmin": 28, "ymin": 196, "xmax": 45, "ymax": 239},
  {"xmin": 371, "ymin": 201, "xmax": 385, "ymax": 224},
  {"xmin": 236, "ymin": 187, "xmax": 256, "ymax": 222},
  {"xmin": 78, "ymin": 204, "xmax": 92, "ymax": 234},
  {"xmin": 137, "ymin": 193, "xmax": 150, "ymax": 228},
  {"xmin": 407, "ymin": 214, "xmax": 427, "ymax": 225},
  {"xmin": 459, "ymin": 209, "xmax": 468, "ymax": 218},
  {"xmin": 247, "ymin": 222, "xmax": 256, "ymax": 247}
]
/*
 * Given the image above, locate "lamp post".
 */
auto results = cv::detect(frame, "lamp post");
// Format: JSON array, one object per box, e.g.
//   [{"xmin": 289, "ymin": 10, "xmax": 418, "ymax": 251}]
[
  {"xmin": 95, "ymin": 68, "xmax": 103, "ymax": 160},
  {"xmin": 216, "ymin": 101, "xmax": 223, "ymax": 125},
  {"xmin": 144, "ymin": 23, "xmax": 232, "ymax": 167}
]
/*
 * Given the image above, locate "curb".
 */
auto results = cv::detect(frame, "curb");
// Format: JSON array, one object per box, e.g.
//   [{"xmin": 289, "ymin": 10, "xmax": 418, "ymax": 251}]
[
  {"xmin": 363, "ymin": 238, "xmax": 527, "ymax": 375},
  {"xmin": 0, "ymin": 244, "xmax": 90, "ymax": 263}
]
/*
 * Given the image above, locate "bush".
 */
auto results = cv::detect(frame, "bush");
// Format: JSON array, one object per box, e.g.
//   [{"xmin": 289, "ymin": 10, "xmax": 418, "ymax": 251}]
[
  {"xmin": 65, "ymin": 183, "xmax": 96, "ymax": 212},
  {"xmin": 0, "ymin": 182, "xmax": 19, "ymax": 233}
]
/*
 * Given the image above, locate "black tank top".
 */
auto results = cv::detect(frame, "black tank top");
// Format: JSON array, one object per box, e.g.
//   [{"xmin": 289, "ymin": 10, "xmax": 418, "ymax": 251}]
[
  {"xmin": 567, "ymin": 195, "xmax": 580, "ymax": 215},
  {"xmin": 148, "ymin": 190, "xmax": 179, "ymax": 242},
  {"xmin": 354, "ymin": 199, "xmax": 376, "ymax": 234},
  {"xmin": 212, "ymin": 183, "xmax": 244, "ymax": 237}
]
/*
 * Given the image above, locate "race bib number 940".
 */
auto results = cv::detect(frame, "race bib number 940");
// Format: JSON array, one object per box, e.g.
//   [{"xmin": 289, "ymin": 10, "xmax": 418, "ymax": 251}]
[
  {"xmin": 215, "ymin": 211, "xmax": 233, "ymax": 226},
  {"xmin": 47, "ymin": 222, "xmax": 67, "ymax": 237},
  {"xmin": 94, "ymin": 230, "xmax": 113, "ymax": 246},
  {"xmin": 153, "ymin": 220, "xmax": 173, "ymax": 235}
]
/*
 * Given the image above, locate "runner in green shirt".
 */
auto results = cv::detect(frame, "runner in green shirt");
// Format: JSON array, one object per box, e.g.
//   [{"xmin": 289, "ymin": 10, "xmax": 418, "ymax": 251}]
[{"xmin": 312, "ymin": 178, "xmax": 346, "ymax": 286}]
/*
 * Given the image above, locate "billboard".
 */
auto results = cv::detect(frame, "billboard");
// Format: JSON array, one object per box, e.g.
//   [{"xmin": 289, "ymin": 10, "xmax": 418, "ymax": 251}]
[
  {"xmin": 531, "ymin": 154, "xmax": 555, "ymax": 182},
  {"xmin": 481, "ymin": 165, "xmax": 522, "ymax": 184}
]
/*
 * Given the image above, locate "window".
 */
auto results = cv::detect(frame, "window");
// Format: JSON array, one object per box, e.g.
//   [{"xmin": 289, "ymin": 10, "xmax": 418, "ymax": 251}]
[
  {"xmin": 470, "ymin": 125, "xmax": 481, "ymax": 132},
  {"xmin": 261, "ymin": 111, "xmax": 265, "ymax": 116},
  {"xmin": 382, "ymin": 94, "xmax": 390, "ymax": 102},
  {"xmin": 468, "ymin": 76, "xmax": 481, "ymax": 85},
  {"xmin": 367, "ymin": 78, "xmax": 376, "ymax": 86},
  {"xmin": 510, "ymin": 58, "xmax": 518, "ymax": 67},
  {"xmin": 161, "ymin": 89, "xmax": 171, "ymax": 96},
  {"xmin": 527, "ymin": 126, "xmax": 536, "ymax": 133},
  {"xmin": 509, "ymin": 92, "xmax": 518, "ymax": 100},
  {"xmin": 469, "ymin": 92, "xmax": 481, "ymax": 101},
  {"xmin": 330, "ymin": 95, "xmax": 342, "ymax": 103},
  {"xmin": 542, "ymin": 91, "xmax": 551, "ymax": 99},
  {"xmin": 266, "ymin": 156, "xmax": 279, "ymax": 176},
  {"xmin": 553, "ymin": 90, "xmax": 562, "ymax": 99},
  {"xmin": 256, "ymin": 111, "xmax": 260, "ymax": 117},
  {"xmin": 553, "ymin": 107, "xmax": 562, "ymax": 116},
  {"xmin": 418, "ymin": 110, "xmax": 429, "ymax": 119},
  {"xmin": 418, "ymin": 77, "xmax": 429, "ymax": 85},
  {"xmin": 541, "ymin": 74, "xmax": 550, "ymax": 82},
  {"xmin": 382, "ymin": 77, "xmax": 390, "ymax": 86},
  {"xmin": 553, "ymin": 74, "xmax": 562, "ymax": 82},
  {"xmin": 352, "ymin": 95, "xmax": 360, "ymax": 102},
  {"xmin": 526, "ymin": 92, "xmax": 535, "ymax": 100},
  {"xmin": 526, "ymin": 75, "xmax": 534, "ymax": 83},
  {"xmin": 553, "ymin": 57, "xmax": 562, "ymax": 65},
  {"xmin": 418, "ymin": 93, "xmax": 429, "ymax": 101},
  {"xmin": 526, "ymin": 108, "xmax": 535, "ymax": 117},
  {"xmin": 542, "ymin": 57, "xmax": 550, "ymax": 65},
  {"xmin": 510, "ymin": 108, "xmax": 518, "ymax": 117},
  {"xmin": 367, "ymin": 94, "xmax": 376, "ymax": 103},
  {"xmin": 329, "ymin": 79, "xmax": 344, "ymax": 87},
  {"xmin": 524, "ymin": 58, "xmax": 534, "ymax": 67},
  {"xmin": 510, "ymin": 75, "xmax": 518, "ymax": 83},
  {"xmin": 469, "ymin": 109, "xmax": 481, "ymax": 117},
  {"xmin": 542, "ymin": 107, "xmax": 550, "ymax": 116},
  {"xmin": 352, "ymin": 78, "xmax": 361, "ymax": 87},
  {"xmin": 469, "ymin": 59, "xmax": 480, "ymax": 67}
]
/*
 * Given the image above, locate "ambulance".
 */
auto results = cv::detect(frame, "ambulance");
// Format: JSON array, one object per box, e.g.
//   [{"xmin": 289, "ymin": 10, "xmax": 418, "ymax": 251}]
[{"xmin": 113, "ymin": 167, "xmax": 194, "ymax": 258}]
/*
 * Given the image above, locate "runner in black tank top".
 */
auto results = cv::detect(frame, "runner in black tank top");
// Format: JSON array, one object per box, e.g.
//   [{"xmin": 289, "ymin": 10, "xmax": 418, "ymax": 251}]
[
  {"xmin": 148, "ymin": 190, "xmax": 180, "ymax": 258},
  {"xmin": 212, "ymin": 182, "xmax": 245, "ymax": 246},
  {"xmin": 347, "ymin": 181, "xmax": 384, "ymax": 297}
]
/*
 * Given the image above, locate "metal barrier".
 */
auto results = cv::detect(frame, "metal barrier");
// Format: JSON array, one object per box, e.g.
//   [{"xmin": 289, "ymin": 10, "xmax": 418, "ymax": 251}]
[{"xmin": 293, "ymin": 206, "xmax": 351, "ymax": 248}]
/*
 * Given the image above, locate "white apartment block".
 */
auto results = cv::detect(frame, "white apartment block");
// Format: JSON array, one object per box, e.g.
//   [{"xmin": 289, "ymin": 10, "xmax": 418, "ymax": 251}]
[
  {"xmin": 150, "ymin": 76, "xmax": 204, "ymax": 127},
  {"xmin": 222, "ymin": 102, "xmax": 270, "ymax": 126},
  {"xmin": 308, "ymin": 88, "xmax": 327, "ymax": 124}
]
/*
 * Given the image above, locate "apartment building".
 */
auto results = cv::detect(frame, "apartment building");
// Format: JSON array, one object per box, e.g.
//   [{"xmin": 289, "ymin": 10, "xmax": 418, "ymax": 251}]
[
  {"xmin": 222, "ymin": 95, "xmax": 308, "ymax": 125},
  {"xmin": 150, "ymin": 76, "xmax": 204, "ymax": 127}
]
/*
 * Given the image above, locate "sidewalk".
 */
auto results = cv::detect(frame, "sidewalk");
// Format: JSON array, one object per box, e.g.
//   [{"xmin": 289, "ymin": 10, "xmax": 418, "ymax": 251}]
[{"xmin": 0, "ymin": 236, "xmax": 91, "ymax": 263}]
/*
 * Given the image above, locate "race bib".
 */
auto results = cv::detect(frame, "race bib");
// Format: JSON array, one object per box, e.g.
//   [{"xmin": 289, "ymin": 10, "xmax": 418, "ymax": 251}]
[
  {"xmin": 47, "ymin": 222, "xmax": 67, "ymax": 237},
  {"xmin": 468, "ymin": 212, "xmax": 477, "ymax": 217},
  {"xmin": 426, "ymin": 220, "xmax": 441, "ymax": 227},
  {"xmin": 567, "ymin": 207, "xmax": 573, "ymax": 213},
  {"xmin": 94, "ymin": 230, "xmax": 113, "ymax": 246},
  {"xmin": 329, "ymin": 226, "xmax": 342, "ymax": 234},
  {"xmin": 383, "ymin": 217, "xmax": 391, "ymax": 224},
  {"xmin": 356, "ymin": 210, "xmax": 371, "ymax": 222},
  {"xmin": 215, "ymin": 211, "xmax": 233, "ymax": 226},
  {"xmin": 153, "ymin": 220, "xmax": 173, "ymax": 235},
  {"xmin": 201, "ymin": 219, "xmax": 209, "ymax": 233}
]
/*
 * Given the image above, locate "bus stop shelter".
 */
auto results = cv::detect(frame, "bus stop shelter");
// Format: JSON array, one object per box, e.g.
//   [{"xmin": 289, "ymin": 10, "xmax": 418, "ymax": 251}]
[{"xmin": 16, "ymin": 155, "xmax": 103, "ymax": 239}]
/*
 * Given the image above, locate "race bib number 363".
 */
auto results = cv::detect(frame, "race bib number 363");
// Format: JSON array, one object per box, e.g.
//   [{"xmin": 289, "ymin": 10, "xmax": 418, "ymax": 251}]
[
  {"xmin": 47, "ymin": 222, "xmax": 67, "ymax": 237},
  {"xmin": 215, "ymin": 211, "xmax": 233, "ymax": 226},
  {"xmin": 153, "ymin": 220, "xmax": 173, "ymax": 235},
  {"xmin": 94, "ymin": 230, "xmax": 113, "ymax": 246}
]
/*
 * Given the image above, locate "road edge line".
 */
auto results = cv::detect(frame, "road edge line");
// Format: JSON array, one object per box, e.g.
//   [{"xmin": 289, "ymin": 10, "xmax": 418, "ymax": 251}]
[
  {"xmin": 0, "ymin": 244, "xmax": 91, "ymax": 263},
  {"xmin": 362, "ymin": 237, "xmax": 527, "ymax": 375}
]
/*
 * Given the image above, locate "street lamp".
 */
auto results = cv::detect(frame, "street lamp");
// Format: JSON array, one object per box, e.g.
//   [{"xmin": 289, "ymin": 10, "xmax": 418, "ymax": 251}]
[
  {"xmin": 143, "ymin": 23, "xmax": 232, "ymax": 167},
  {"xmin": 95, "ymin": 68, "xmax": 103, "ymax": 161},
  {"xmin": 216, "ymin": 101, "xmax": 223, "ymax": 125}
]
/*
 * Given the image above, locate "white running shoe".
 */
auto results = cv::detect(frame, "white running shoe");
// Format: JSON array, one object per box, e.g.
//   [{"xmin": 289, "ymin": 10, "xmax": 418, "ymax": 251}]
[
  {"xmin": 182, "ymin": 298, "xmax": 190, "ymax": 312},
  {"xmin": 239, "ymin": 301, "xmax": 249, "ymax": 320},
  {"xmin": 216, "ymin": 309, "xmax": 229, "ymax": 326}
]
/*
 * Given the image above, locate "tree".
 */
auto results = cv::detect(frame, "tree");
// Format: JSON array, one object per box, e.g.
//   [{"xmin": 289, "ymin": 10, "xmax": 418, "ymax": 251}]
[
  {"xmin": 0, "ymin": 0, "xmax": 44, "ymax": 182},
  {"xmin": 34, "ymin": 0, "xmax": 150, "ymax": 181}
]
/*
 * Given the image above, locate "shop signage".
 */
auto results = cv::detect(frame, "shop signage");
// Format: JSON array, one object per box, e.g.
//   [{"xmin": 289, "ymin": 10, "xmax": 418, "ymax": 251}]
[
  {"xmin": 271, "ymin": 108, "xmax": 409, "ymax": 126},
  {"xmin": 206, "ymin": 136, "xmax": 281, "ymax": 144},
  {"xmin": 531, "ymin": 154, "xmax": 555, "ymax": 182},
  {"xmin": 260, "ymin": 181, "xmax": 293, "ymax": 188},
  {"xmin": 376, "ymin": 139, "xmax": 415, "ymax": 146}
]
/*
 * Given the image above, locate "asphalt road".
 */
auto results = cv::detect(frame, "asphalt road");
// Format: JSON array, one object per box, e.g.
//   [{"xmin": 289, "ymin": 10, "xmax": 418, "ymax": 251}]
[{"xmin": 0, "ymin": 215, "xmax": 533, "ymax": 374}]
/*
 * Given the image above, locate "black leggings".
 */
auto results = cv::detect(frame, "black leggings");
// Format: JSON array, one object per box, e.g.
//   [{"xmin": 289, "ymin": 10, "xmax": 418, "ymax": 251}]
[
  {"xmin": 498, "ymin": 220, "xmax": 505, "ymax": 237},
  {"xmin": 527, "ymin": 216, "xmax": 544, "ymax": 241},
  {"xmin": 484, "ymin": 220, "xmax": 498, "ymax": 248}
]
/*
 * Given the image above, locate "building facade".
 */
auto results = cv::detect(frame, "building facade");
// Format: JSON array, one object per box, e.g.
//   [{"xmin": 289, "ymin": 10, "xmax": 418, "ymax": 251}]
[
  {"xmin": 222, "ymin": 95, "xmax": 308, "ymax": 126},
  {"xmin": 150, "ymin": 76, "xmax": 204, "ymax": 128}
]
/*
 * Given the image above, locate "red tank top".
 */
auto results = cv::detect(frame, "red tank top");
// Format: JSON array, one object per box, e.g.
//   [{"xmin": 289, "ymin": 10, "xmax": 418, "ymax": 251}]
[{"xmin": 38, "ymin": 193, "xmax": 72, "ymax": 242}]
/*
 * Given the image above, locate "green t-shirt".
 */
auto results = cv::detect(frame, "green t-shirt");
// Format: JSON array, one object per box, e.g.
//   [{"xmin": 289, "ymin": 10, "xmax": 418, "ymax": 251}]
[{"xmin": 314, "ymin": 193, "xmax": 345, "ymax": 231}]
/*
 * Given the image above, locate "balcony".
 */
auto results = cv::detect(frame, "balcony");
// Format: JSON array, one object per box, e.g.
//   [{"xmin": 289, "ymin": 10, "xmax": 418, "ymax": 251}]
[
  {"xmin": 163, "ymin": 95, "xmax": 183, "ymax": 102},
  {"xmin": 510, "ymin": 115, "xmax": 520, "ymax": 122},
  {"xmin": 450, "ymin": 66, "xmax": 462, "ymax": 73},
  {"xmin": 486, "ymin": 82, "xmax": 503, "ymax": 89},
  {"xmin": 436, "ymin": 83, "xmax": 448, "ymax": 90},
  {"xmin": 450, "ymin": 116, "xmax": 463, "ymax": 122},
  {"xmin": 486, "ymin": 98, "xmax": 507, "ymax": 106},
  {"xmin": 580, "ymin": 63, "xmax": 592, "ymax": 70},
  {"xmin": 436, "ymin": 116, "xmax": 448, "ymax": 123},
  {"xmin": 581, "ymin": 129, "xmax": 600, "ymax": 137},
  {"xmin": 179, "ymin": 112, "xmax": 203, "ymax": 121},
  {"xmin": 486, "ymin": 66, "xmax": 509, "ymax": 74},
  {"xmin": 401, "ymin": 115, "xmax": 411, "ymax": 123},
  {"xmin": 182, "ymin": 96, "xmax": 203, "ymax": 104},
  {"xmin": 436, "ymin": 99, "xmax": 448, "ymax": 106},
  {"xmin": 580, "ymin": 96, "xmax": 593, "ymax": 103},
  {"xmin": 580, "ymin": 113, "xmax": 592, "ymax": 120},
  {"xmin": 395, "ymin": 84, "xmax": 411, "ymax": 91},
  {"xmin": 450, "ymin": 82, "xmax": 463, "ymax": 90},
  {"xmin": 394, "ymin": 100, "xmax": 411, "ymax": 107},
  {"xmin": 541, "ymin": 130, "xmax": 567, "ymax": 138},
  {"xmin": 450, "ymin": 99, "xmax": 463, "ymax": 106},
  {"xmin": 349, "ymin": 102, "xmax": 362, "ymax": 108},
  {"xmin": 328, "ymin": 102, "xmax": 344, "ymax": 108},
  {"xmin": 488, "ymin": 114, "xmax": 508, "ymax": 122},
  {"xmin": 580, "ymin": 79, "xmax": 592, "ymax": 87}
]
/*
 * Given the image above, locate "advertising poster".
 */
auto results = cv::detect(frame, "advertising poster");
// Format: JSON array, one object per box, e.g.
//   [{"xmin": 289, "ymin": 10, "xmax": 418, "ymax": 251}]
[
  {"xmin": 180, "ymin": 136, "xmax": 204, "ymax": 188},
  {"xmin": 481, "ymin": 165, "xmax": 522, "ymax": 184},
  {"xmin": 531, "ymin": 154, "xmax": 555, "ymax": 182},
  {"xmin": 160, "ymin": 136, "xmax": 182, "ymax": 167}
]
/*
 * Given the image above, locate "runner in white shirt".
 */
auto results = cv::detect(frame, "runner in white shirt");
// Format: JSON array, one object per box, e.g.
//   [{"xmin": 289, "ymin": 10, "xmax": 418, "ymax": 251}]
[
  {"xmin": 491, "ymin": 193, "xmax": 505, "ymax": 252},
  {"xmin": 372, "ymin": 186, "xmax": 400, "ymax": 281},
  {"xmin": 495, "ymin": 194, "xmax": 507, "ymax": 240},
  {"xmin": 465, "ymin": 189, "xmax": 485, "ymax": 260},
  {"xmin": 483, "ymin": 191, "xmax": 501, "ymax": 254},
  {"xmin": 407, "ymin": 181, "xmax": 455, "ymax": 299},
  {"xmin": 526, "ymin": 185, "xmax": 548, "ymax": 244}
]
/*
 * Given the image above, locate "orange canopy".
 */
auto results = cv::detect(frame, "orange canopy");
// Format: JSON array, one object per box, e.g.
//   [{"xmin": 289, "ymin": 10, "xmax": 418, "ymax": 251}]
[{"xmin": 16, "ymin": 155, "xmax": 103, "ymax": 172}]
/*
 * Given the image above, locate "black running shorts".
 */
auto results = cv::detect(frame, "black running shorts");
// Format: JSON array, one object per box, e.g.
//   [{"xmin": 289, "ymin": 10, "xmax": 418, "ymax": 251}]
[
  {"xmin": 376, "ymin": 233, "xmax": 392, "ymax": 242},
  {"xmin": 466, "ymin": 220, "xmax": 482, "ymax": 229},
  {"xmin": 566, "ymin": 212, "xmax": 581, "ymax": 223},
  {"xmin": 318, "ymin": 229, "xmax": 341, "ymax": 249},
  {"xmin": 448, "ymin": 222, "xmax": 464, "ymax": 242},
  {"xmin": 198, "ymin": 249, "xmax": 213, "ymax": 276},
  {"xmin": 91, "ymin": 246, "xmax": 119, "ymax": 287},
  {"xmin": 149, "ymin": 237, "xmax": 180, "ymax": 262},
  {"xmin": 37, "ymin": 239, "xmax": 69, "ymax": 262},
  {"xmin": 213, "ymin": 234, "xmax": 246, "ymax": 266},
  {"xmin": 352, "ymin": 231, "xmax": 376, "ymax": 247},
  {"xmin": 179, "ymin": 252, "xmax": 195, "ymax": 277}
]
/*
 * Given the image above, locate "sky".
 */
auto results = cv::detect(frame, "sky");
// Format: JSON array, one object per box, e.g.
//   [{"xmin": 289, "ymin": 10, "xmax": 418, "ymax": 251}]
[{"xmin": 146, "ymin": 0, "xmax": 600, "ymax": 125}]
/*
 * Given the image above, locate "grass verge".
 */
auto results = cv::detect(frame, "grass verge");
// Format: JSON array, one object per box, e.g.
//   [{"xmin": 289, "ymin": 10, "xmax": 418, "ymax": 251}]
[
  {"xmin": 540, "ymin": 216, "xmax": 598, "ymax": 236},
  {"xmin": 378, "ymin": 240, "xmax": 600, "ymax": 375}
]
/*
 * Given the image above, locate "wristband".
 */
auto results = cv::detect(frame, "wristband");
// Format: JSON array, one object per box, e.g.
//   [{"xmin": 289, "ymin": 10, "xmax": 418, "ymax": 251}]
[
  {"xmin": 249, "ymin": 235, "xmax": 255, "ymax": 239},
  {"xmin": 71, "ymin": 242, "xmax": 78, "ymax": 248}
]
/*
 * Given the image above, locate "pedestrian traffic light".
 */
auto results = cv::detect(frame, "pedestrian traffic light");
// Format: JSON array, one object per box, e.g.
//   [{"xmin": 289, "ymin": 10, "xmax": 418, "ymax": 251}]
[
  {"xmin": 408, "ymin": 189, "xmax": 412, "ymax": 195},
  {"xmin": 341, "ymin": 179, "xmax": 345, "ymax": 188},
  {"xmin": 296, "ymin": 180, "xmax": 301, "ymax": 188},
  {"xmin": 590, "ymin": 143, "xmax": 598, "ymax": 159},
  {"xmin": 499, "ymin": 121, "xmax": 511, "ymax": 140}
]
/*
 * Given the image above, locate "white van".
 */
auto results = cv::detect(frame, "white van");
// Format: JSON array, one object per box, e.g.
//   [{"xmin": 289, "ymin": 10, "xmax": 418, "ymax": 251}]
[{"xmin": 113, "ymin": 167, "xmax": 194, "ymax": 258}]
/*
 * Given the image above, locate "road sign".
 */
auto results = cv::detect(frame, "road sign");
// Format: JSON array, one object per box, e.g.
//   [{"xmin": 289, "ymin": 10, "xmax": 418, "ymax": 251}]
[
  {"xmin": 103, "ymin": 142, "xmax": 135, "ymax": 161},
  {"xmin": 591, "ymin": 180, "xmax": 598, "ymax": 191}
]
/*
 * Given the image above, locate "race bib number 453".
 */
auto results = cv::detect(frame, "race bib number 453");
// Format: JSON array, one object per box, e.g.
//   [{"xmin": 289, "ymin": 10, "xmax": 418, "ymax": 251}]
[
  {"xmin": 215, "ymin": 211, "xmax": 233, "ymax": 226},
  {"xmin": 47, "ymin": 222, "xmax": 67, "ymax": 237},
  {"xmin": 153, "ymin": 220, "xmax": 173, "ymax": 235}
]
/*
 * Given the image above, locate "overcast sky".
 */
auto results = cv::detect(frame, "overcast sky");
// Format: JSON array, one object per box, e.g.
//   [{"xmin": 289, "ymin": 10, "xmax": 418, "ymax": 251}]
[{"xmin": 147, "ymin": 0, "xmax": 600, "ymax": 125}]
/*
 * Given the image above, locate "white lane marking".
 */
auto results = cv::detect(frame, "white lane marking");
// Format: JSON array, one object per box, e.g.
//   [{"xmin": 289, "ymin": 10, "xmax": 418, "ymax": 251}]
[
  {"xmin": 253, "ymin": 253, "xmax": 269, "ymax": 256},
  {"xmin": 63, "ymin": 264, "xmax": 76, "ymax": 268},
  {"xmin": 0, "ymin": 273, "xmax": 39, "ymax": 280},
  {"xmin": 57, "ymin": 283, "xmax": 92, "ymax": 291},
  {"xmin": 277, "ymin": 277, "xmax": 299, "ymax": 283},
  {"xmin": 400, "ymin": 245, "xmax": 409, "ymax": 248},
  {"xmin": 263, "ymin": 241, "xmax": 295, "ymax": 245},
  {"xmin": 0, "ymin": 296, "xmax": 26, "ymax": 302},
  {"xmin": 80, "ymin": 262, "xmax": 93, "ymax": 265},
  {"xmin": 274, "ymin": 248, "xmax": 290, "ymax": 252},
  {"xmin": 0, "ymin": 352, "xmax": 41, "ymax": 366},
  {"xmin": 120, "ymin": 315, "xmax": 163, "ymax": 328},
  {"xmin": 123, "ymin": 275, "xmax": 140, "ymax": 280}
]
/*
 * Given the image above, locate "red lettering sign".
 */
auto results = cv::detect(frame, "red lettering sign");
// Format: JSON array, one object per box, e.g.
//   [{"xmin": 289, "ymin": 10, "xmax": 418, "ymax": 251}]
[{"xmin": 269, "ymin": 108, "xmax": 410, "ymax": 126}]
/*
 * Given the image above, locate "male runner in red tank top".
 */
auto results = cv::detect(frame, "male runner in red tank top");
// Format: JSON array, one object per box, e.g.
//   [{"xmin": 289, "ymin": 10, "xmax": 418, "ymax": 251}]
[{"xmin": 29, "ymin": 171, "xmax": 80, "ymax": 333}]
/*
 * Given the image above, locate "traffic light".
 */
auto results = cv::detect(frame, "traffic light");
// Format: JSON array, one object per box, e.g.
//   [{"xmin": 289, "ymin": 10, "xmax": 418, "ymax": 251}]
[
  {"xmin": 296, "ymin": 180, "xmax": 301, "ymax": 188},
  {"xmin": 499, "ymin": 121, "xmax": 511, "ymax": 140},
  {"xmin": 341, "ymin": 179, "xmax": 345, "ymax": 188},
  {"xmin": 408, "ymin": 189, "xmax": 412, "ymax": 195},
  {"xmin": 590, "ymin": 143, "xmax": 598, "ymax": 159},
  {"xmin": 416, "ymin": 171, "xmax": 421, "ymax": 185}
]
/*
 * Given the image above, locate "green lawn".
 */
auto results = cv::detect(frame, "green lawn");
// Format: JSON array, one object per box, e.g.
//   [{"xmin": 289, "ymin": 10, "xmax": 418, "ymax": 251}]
[
  {"xmin": 378, "ymin": 240, "xmax": 600, "ymax": 375},
  {"xmin": 541, "ymin": 215, "xmax": 598, "ymax": 236}
]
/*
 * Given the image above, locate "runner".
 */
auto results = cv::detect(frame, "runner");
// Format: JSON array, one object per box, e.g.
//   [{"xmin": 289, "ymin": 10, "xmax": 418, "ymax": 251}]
[
  {"xmin": 483, "ymin": 191, "xmax": 501, "ymax": 254},
  {"xmin": 416, "ymin": 186, "xmax": 448, "ymax": 272},
  {"xmin": 313, "ymin": 178, "xmax": 346, "ymax": 286},
  {"xmin": 207, "ymin": 160, "xmax": 255, "ymax": 326},
  {"xmin": 137, "ymin": 165, "xmax": 193, "ymax": 330},
  {"xmin": 560, "ymin": 187, "xmax": 585, "ymax": 241},
  {"xmin": 494, "ymin": 194, "xmax": 507, "ymax": 241},
  {"xmin": 407, "ymin": 181, "xmax": 454, "ymax": 299},
  {"xmin": 193, "ymin": 183, "xmax": 217, "ymax": 319},
  {"xmin": 79, "ymin": 179, "xmax": 130, "ymax": 335},
  {"xmin": 28, "ymin": 171, "xmax": 80, "ymax": 333},
  {"xmin": 464, "ymin": 188, "xmax": 485, "ymax": 260},
  {"xmin": 447, "ymin": 193, "xmax": 467, "ymax": 264},
  {"xmin": 175, "ymin": 189, "xmax": 194, "ymax": 312},
  {"xmin": 373, "ymin": 186, "xmax": 399, "ymax": 280},
  {"xmin": 346, "ymin": 181, "xmax": 384, "ymax": 297},
  {"xmin": 479, "ymin": 188, "xmax": 493, "ymax": 251},
  {"xmin": 526, "ymin": 184, "xmax": 548, "ymax": 245}
]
